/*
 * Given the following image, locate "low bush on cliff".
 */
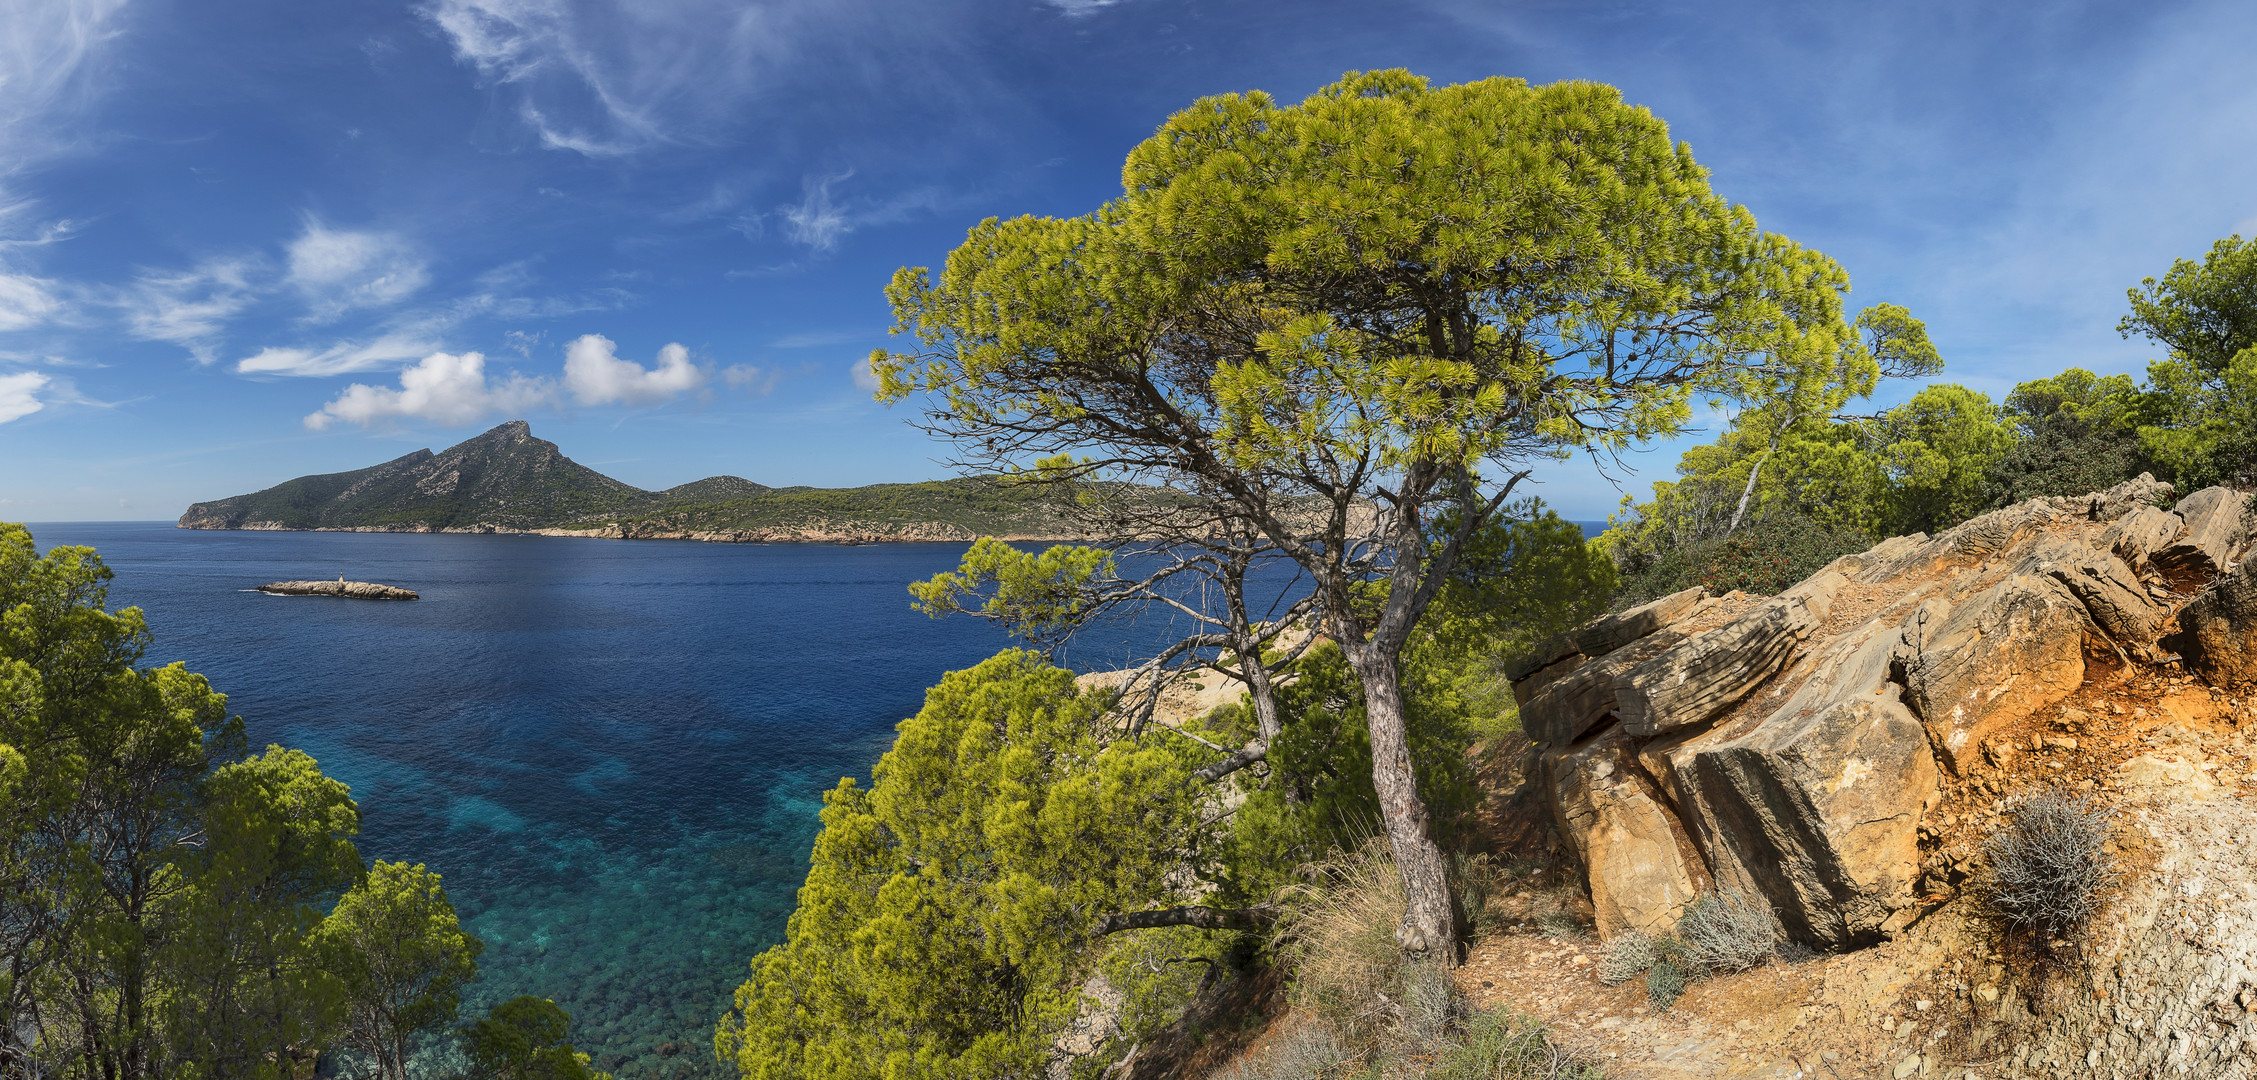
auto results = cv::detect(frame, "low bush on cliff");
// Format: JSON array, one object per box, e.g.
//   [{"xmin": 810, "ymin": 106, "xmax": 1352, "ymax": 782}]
[
  {"xmin": 1984, "ymin": 790, "xmax": 2118, "ymax": 939},
  {"xmin": 0, "ymin": 523, "xmax": 600, "ymax": 1079},
  {"xmin": 715, "ymin": 651, "xmax": 1221, "ymax": 1078}
]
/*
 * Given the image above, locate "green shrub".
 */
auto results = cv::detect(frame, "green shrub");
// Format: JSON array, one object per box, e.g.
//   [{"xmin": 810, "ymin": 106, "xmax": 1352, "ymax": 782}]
[
  {"xmin": 1612, "ymin": 512, "xmax": 1870, "ymax": 608},
  {"xmin": 1646, "ymin": 958, "xmax": 1686, "ymax": 1011},
  {"xmin": 1598, "ymin": 931, "xmax": 1656, "ymax": 987}
]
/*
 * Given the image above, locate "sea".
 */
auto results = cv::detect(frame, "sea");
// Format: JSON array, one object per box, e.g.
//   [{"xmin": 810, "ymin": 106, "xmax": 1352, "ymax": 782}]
[{"xmin": 17, "ymin": 519, "xmax": 1605, "ymax": 1078}]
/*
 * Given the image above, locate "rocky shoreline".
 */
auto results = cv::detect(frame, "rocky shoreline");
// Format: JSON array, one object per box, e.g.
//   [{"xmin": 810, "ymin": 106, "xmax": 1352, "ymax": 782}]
[
  {"xmin": 187, "ymin": 519, "xmax": 1083, "ymax": 545},
  {"xmin": 256, "ymin": 579, "xmax": 420, "ymax": 600}
]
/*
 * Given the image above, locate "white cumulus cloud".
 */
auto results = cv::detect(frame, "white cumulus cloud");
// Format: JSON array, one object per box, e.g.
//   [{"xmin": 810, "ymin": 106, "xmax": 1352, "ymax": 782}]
[
  {"xmin": 287, "ymin": 222, "xmax": 429, "ymax": 321},
  {"xmin": 0, "ymin": 370, "xmax": 49, "ymax": 424},
  {"xmin": 562, "ymin": 333, "xmax": 704, "ymax": 405},
  {"xmin": 305, "ymin": 350, "xmax": 556, "ymax": 430}
]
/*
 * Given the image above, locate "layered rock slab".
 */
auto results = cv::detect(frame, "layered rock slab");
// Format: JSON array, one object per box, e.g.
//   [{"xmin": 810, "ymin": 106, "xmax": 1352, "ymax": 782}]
[
  {"xmin": 1615, "ymin": 577, "xmax": 1837, "ymax": 739},
  {"xmin": 2015, "ymin": 537, "xmax": 2171, "ymax": 645},
  {"xmin": 1659, "ymin": 618, "xmax": 1937, "ymax": 949},
  {"xmin": 1519, "ymin": 630, "xmax": 1687, "ymax": 746},
  {"xmin": 2157, "ymin": 485, "xmax": 2248, "ymax": 574}
]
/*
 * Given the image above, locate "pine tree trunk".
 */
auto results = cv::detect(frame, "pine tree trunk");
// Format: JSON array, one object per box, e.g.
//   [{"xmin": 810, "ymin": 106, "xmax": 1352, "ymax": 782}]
[{"xmin": 1343, "ymin": 641, "xmax": 1456, "ymax": 961}]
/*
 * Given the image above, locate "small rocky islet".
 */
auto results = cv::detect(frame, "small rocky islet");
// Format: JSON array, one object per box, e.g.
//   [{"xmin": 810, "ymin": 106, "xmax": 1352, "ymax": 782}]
[{"xmin": 255, "ymin": 579, "xmax": 419, "ymax": 600}]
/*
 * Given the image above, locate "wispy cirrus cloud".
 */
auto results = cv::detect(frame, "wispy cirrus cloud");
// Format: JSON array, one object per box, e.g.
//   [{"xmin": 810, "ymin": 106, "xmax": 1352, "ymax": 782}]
[
  {"xmin": 235, "ymin": 333, "xmax": 444, "ymax": 378},
  {"xmin": 776, "ymin": 173, "xmax": 942, "ymax": 253},
  {"xmin": 115, "ymin": 259, "xmax": 260, "ymax": 361},
  {"xmin": 286, "ymin": 221, "xmax": 430, "ymax": 322},
  {"xmin": 416, "ymin": 0, "xmax": 788, "ymax": 156},
  {"xmin": 0, "ymin": 266, "xmax": 61, "ymax": 332},
  {"xmin": 0, "ymin": 0, "xmax": 132, "ymax": 334}
]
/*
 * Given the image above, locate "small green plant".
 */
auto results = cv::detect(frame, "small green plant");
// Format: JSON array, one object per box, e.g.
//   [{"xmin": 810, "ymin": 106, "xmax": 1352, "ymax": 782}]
[
  {"xmin": 1450, "ymin": 853, "xmax": 1509, "ymax": 942},
  {"xmin": 1646, "ymin": 957, "xmax": 1686, "ymax": 1011},
  {"xmin": 1535, "ymin": 909, "xmax": 1588, "ymax": 940},
  {"xmin": 1984, "ymin": 790, "xmax": 2117, "ymax": 939}
]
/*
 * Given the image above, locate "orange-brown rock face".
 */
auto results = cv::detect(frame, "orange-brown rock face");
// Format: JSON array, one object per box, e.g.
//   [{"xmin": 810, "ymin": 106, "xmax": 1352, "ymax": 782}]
[{"xmin": 1516, "ymin": 475, "xmax": 2254, "ymax": 952}]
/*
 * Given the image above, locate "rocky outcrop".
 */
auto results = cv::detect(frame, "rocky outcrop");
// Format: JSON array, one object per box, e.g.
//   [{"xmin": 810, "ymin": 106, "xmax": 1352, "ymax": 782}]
[
  {"xmin": 256, "ymin": 579, "xmax": 419, "ymax": 600},
  {"xmin": 2017, "ymin": 537, "xmax": 2172, "ymax": 646},
  {"xmin": 1517, "ymin": 476, "xmax": 2255, "ymax": 952},
  {"xmin": 1666, "ymin": 617, "xmax": 1938, "ymax": 947},
  {"xmin": 2170, "ymin": 559, "xmax": 2257, "ymax": 687},
  {"xmin": 1898, "ymin": 573, "xmax": 2089, "ymax": 774},
  {"xmin": 1520, "ymin": 629, "xmax": 1690, "ymax": 746},
  {"xmin": 1616, "ymin": 579, "xmax": 1835, "ymax": 738},
  {"xmin": 2160, "ymin": 485, "xmax": 2248, "ymax": 574},
  {"xmin": 2100, "ymin": 503, "xmax": 2183, "ymax": 570}
]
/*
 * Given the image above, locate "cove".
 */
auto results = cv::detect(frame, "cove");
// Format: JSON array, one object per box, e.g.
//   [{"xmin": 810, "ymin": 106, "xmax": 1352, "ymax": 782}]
[{"xmin": 24, "ymin": 523, "xmax": 1065, "ymax": 1080}]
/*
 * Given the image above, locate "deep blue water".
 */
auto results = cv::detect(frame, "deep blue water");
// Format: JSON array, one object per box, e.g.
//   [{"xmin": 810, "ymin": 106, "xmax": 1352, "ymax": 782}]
[{"xmin": 17, "ymin": 519, "xmax": 1608, "ymax": 1077}]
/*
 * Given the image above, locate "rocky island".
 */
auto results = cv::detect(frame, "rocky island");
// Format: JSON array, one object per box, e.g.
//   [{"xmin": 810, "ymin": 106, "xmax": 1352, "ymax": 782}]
[
  {"xmin": 256, "ymin": 579, "xmax": 420, "ymax": 600},
  {"xmin": 177, "ymin": 420, "xmax": 1096, "ymax": 543}
]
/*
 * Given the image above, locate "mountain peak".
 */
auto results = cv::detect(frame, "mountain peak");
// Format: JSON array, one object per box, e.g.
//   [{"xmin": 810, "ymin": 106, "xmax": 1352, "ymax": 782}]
[{"xmin": 180, "ymin": 421, "xmax": 646, "ymax": 531}]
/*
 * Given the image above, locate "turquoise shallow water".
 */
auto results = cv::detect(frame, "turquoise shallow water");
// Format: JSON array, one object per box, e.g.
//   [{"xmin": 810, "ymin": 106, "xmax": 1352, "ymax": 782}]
[{"xmin": 22, "ymin": 523, "xmax": 1078, "ymax": 1080}]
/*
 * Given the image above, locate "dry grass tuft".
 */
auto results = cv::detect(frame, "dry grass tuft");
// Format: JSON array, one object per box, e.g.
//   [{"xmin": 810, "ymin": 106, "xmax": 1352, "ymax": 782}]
[
  {"xmin": 1281, "ymin": 839, "xmax": 1415, "ymax": 1054},
  {"xmin": 1675, "ymin": 889, "xmax": 1778, "ymax": 977},
  {"xmin": 1984, "ymin": 789, "xmax": 2117, "ymax": 939},
  {"xmin": 1209, "ymin": 1018, "xmax": 1350, "ymax": 1080},
  {"xmin": 1598, "ymin": 931, "xmax": 1655, "ymax": 987},
  {"xmin": 1426, "ymin": 1010, "xmax": 1606, "ymax": 1080}
]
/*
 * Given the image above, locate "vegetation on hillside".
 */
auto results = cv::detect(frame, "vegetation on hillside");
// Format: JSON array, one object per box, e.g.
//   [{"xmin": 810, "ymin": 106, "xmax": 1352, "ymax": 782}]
[
  {"xmin": 177, "ymin": 422, "xmax": 1106, "ymax": 539},
  {"xmin": 874, "ymin": 66, "xmax": 1889, "ymax": 965},
  {"xmin": 1605, "ymin": 230, "xmax": 2257, "ymax": 603},
  {"xmin": 89, "ymin": 61, "xmax": 2257, "ymax": 1080}
]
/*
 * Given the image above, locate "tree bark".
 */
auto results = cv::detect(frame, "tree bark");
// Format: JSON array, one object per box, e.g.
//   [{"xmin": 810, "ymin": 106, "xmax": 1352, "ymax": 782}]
[
  {"xmin": 1726, "ymin": 453, "xmax": 1765, "ymax": 537},
  {"xmin": 1341, "ymin": 641, "xmax": 1456, "ymax": 961}
]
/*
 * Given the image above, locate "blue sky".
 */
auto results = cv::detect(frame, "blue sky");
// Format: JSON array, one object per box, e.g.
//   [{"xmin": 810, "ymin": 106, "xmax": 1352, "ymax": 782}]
[{"xmin": 2, "ymin": 0, "xmax": 2254, "ymax": 522}]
